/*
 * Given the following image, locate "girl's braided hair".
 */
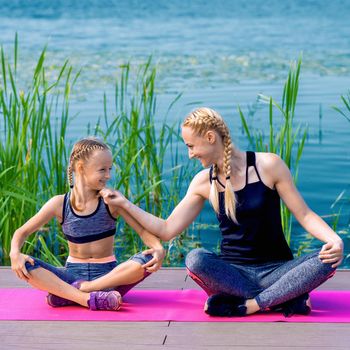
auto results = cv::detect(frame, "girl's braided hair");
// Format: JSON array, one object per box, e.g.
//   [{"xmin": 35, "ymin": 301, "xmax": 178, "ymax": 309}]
[{"xmin": 68, "ymin": 137, "xmax": 110, "ymax": 211}]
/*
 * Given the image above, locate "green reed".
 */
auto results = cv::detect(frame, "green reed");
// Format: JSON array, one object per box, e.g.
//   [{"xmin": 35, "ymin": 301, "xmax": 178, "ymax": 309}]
[
  {"xmin": 333, "ymin": 90, "xmax": 350, "ymax": 123},
  {"xmin": 332, "ymin": 90, "xmax": 350, "ymax": 264},
  {"xmin": 0, "ymin": 38, "xmax": 196, "ymax": 266},
  {"xmin": 0, "ymin": 35, "xmax": 78, "ymax": 264},
  {"xmin": 90, "ymin": 59, "xmax": 197, "ymax": 263},
  {"xmin": 238, "ymin": 57, "xmax": 308, "ymax": 244}
]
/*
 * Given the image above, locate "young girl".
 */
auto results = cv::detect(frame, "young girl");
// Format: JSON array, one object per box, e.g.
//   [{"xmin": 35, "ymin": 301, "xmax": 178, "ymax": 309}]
[
  {"xmin": 10, "ymin": 138, "xmax": 165, "ymax": 311},
  {"xmin": 99, "ymin": 107, "xmax": 344, "ymax": 317}
]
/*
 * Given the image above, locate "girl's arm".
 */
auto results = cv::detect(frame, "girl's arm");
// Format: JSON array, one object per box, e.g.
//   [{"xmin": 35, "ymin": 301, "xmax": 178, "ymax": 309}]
[
  {"xmin": 100, "ymin": 173, "xmax": 207, "ymax": 242},
  {"xmin": 266, "ymin": 153, "xmax": 343, "ymax": 267},
  {"xmin": 10, "ymin": 195, "xmax": 64, "ymax": 280}
]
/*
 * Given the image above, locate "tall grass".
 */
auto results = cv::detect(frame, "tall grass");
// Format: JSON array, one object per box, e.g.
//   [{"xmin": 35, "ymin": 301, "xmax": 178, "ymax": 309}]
[
  {"xmin": 238, "ymin": 57, "xmax": 308, "ymax": 244},
  {"xmin": 332, "ymin": 90, "xmax": 350, "ymax": 265},
  {"xmin": 333, "ymin": 91, "xmax": 350, "ymax": 123},
  {"xmin": 90, "ymin": 59, "xmax": 197, "ymax": 263},
  {"xmin": 0, "ymin": 35, "xmax": 77, "ymax": 264},
  {"xmin": 0, "ymin": 38, "xmax": 196, "ymax": 266}
]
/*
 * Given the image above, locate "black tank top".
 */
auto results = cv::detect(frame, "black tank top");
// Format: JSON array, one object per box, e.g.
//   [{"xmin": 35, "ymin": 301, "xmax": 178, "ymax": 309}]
[{"xmin": 210, "ymin": 151, "xmax": 293, "ymax": 264}]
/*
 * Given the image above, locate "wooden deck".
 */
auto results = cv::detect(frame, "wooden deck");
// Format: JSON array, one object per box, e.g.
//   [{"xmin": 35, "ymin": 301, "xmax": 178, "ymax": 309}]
[{"xmin": 1, "ymin": 267, "xmax": 350, "ymax": 350}]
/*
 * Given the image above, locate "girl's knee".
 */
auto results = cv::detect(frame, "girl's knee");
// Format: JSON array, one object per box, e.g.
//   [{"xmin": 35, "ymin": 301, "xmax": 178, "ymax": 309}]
[
  {"xmin": 25, "ymin": 258, "xmax": 40, "ymax": 272},
  {"xmin": 129, "ymin": 252, "xmax": 153, "ymax": 266}
]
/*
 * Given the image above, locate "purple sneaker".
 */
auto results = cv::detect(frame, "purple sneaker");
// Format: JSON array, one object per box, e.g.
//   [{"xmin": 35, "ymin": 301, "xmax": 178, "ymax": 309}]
[
  {"xmin": 88, "ymin": 290, "xmax": 122, "ymax": 311},
  {"xmin": 46, "ymin": 280, "xmax": 84, "ymax": 307}
]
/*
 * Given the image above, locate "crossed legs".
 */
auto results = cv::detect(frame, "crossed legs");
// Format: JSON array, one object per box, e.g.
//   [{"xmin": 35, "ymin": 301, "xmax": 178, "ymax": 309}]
[{"xmin": 185, "ymin": 248, "xmax": 336, "ymax": 315}]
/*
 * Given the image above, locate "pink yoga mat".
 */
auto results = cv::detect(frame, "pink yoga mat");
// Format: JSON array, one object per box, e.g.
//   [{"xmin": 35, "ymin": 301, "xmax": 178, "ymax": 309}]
[{"xmin": 0, "ymin": 289, "xmax": 349, "ymax": 322}]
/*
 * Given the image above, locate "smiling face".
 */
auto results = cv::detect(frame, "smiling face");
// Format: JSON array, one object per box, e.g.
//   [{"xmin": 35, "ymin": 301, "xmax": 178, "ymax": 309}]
[
  {"xmin": 78, "ymin": 149, "xmax": 113, "ymax": 191},
  {"xmin": 182, "ymin": 126, "xmax": 219, "ymax": 168}
]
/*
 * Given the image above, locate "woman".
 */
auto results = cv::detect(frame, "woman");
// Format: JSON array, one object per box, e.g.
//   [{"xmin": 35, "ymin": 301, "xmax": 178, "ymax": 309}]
[{"xmin": 100, "ymin": 107, "xmax": 343, "ymax": 317}]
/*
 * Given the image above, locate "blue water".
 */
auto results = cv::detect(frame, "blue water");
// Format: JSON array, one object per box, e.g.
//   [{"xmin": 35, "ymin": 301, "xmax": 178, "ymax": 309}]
[{"xmin": 1, "ymin": 0, "xmax": 350, "ymax": 266}]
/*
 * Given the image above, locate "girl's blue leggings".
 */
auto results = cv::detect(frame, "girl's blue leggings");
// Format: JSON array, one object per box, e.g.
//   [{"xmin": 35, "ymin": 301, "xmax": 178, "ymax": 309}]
[{"xmin": 25, "ymin": 252, "xmax": 152, "ymax": 297}]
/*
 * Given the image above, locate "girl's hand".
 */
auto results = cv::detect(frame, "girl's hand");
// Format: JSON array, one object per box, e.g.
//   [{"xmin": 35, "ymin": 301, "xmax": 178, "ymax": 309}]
[
  {"xmin": 99, "ymin": 188, "xmax": 127, "ymax": 207},
  {"xmin": 319, "ymin": 239, "xmax": 344, "ymax": 268},
  {"xmin": 10, "ymin": 252, "xmax": 35, "ymax": 281},
  {"xmin": 141, "ymin": 247, "xmax": 166, "ymax": 273}
]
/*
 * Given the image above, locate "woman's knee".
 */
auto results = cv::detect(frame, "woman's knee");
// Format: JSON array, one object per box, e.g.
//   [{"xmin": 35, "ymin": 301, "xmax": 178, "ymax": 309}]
[
  {"xmin": 312, "ymin": 253, "xmax": 337, "ymax": 279},
  {"xmin": 320, "ymin": 260, "xmax": 337, "ymax": 277},
  {"xmin": 185, "ymin": 248, "xmax": 212, "ymax": 274},
  {"xmin": 304, "ymin": 250, "xmax": 337, "ymax": 277}
]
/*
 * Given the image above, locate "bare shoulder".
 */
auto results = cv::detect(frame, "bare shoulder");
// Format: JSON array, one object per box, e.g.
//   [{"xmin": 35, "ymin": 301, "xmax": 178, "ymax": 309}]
[
  {"xmin": 255, "ymin": 152, "xmax": 290, "ymax": 186},
  {"xmin": 188, "ymin": 168, "xmax": 211, "ymax": 199},
  {"xmin": 48, "ymin": 194, "xmax": 65, "ymax": 206},
  {"xmin": 256, "ymin": 152, "xmax": 284, "ymax": 170},
  {"xmin": 191, "ymin": 168, "xmax": 210, "ymax": 184},
  {"xmin": 43, "ymin": 194, "xmax": 66, "ymax": 218}
]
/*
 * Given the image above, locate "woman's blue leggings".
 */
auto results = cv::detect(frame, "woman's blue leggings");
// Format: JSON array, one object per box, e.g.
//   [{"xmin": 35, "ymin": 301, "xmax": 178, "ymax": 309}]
[{"xmin": 185, "ymin": 248, "xmax": 336, "ymax": 309}]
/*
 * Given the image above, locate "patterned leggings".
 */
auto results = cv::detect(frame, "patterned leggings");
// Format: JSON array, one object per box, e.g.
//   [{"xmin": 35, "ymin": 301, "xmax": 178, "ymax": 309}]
[{"xmin": 185, "ymin": 248, "xmax": 336, "ymax": 309}]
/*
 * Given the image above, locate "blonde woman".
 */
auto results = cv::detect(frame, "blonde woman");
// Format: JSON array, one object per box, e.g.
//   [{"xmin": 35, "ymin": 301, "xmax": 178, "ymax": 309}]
[
  {"xmin": 10, "ymin": 138, "xmax": 165, "ymax": 311},
  {"xmin": 102, "ymin": 107, "xmax": 343, "ymax": 317}
]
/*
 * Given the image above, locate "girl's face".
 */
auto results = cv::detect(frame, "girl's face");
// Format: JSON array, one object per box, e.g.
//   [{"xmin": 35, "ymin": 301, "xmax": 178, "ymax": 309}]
[
  {"xmin": 79, "ymin": 149, "xmax": 113, "ymax": 191},
  {"xmin": 181, "ymin": 126, "xmax": 216, "ymax": 168}
]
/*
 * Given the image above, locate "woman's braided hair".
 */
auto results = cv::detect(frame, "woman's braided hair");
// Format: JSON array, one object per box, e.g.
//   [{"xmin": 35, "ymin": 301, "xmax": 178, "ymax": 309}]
[
  {"xmin": 183, "ymin": 107, "xmax": 238, "ymax": 223},
  {"xmin": 68, "ymin": 137, "xmax": 110, "ymax": 211}
]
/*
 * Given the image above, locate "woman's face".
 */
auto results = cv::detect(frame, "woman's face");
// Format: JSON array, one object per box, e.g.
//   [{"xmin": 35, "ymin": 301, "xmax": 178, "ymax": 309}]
[
  {"xmin": 182, "ymin": 126, "xmax": 217, "ymax": 168},
  {"xmin": 79, "ymin": 149, "xmax": 113, "ymax": 190}
]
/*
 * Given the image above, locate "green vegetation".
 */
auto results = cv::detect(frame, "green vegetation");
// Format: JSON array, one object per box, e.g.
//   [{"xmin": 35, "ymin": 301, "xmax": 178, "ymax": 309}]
[
  {"xmin": 0, "ymin": 35, "xmax": 75, "ymax": 265},
  {"xmin": 333, "ymin": 91, "xmax": 350, "ymax": 123},
  {"xmin": 0, "ymin": 38, "xmax": 199, "ymax": 266},
  {"xmin": 238, "ymin": 57, "xmax": 308, "ymax": 244},
  {"xmin": 90, "ymin": 59, "xmax": 201, "ymax": 264},
  {"xmin": 333, "ymin": 91, "xmax": 350, "ymax": 265},
  {"xmin": 1, "ymin": 38, "xmax": 347, "ymax": 267}
]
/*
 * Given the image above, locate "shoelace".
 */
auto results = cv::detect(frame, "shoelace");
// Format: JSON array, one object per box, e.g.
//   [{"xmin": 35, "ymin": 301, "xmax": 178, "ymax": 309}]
[{"xmin": 96, "ymin": 292, "xmax": 119, "ymax": 310}]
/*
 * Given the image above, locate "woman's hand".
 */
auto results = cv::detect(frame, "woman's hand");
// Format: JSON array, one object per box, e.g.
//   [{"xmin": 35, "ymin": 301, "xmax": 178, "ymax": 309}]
[
  {"xmin": 318, "ymin": 239, "xmax": 344, "ymax": 268},
  {"xmin": 99, "ymin": 188, "xmax": 127, "ymax": 207},
  {"xmin": 141, "ymin": 247, "xmax": 166, "ymax": 273},
  {"xmin": 10, "ymin": 252, "xmax": 35, "ymax": 281}
]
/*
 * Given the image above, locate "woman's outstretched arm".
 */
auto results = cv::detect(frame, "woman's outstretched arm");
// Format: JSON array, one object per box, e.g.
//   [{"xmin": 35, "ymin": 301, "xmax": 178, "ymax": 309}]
[
  {"xmin": 100, "ymin": 188, "xmax": 166, "ymax": 272},
  {"xmin": 101, "ymin": 171, "xmax": 208, "ymax": 241}
]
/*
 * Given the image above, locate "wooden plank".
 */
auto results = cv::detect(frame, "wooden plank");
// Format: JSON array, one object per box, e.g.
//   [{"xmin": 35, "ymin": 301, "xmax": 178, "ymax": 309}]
[
  {"xmin": 0, "ymin": 267, "xmax": 188, "ymax": 289},
  {"xmin": 184, "ymin": 268, "xmax": 350, "ymax": 290},
  {"xmin": 1, "ymin": 268, "xmax": 350, "ymax": 350},
  {"xmin": 133, "ymin": 268, "xmax": 187, "ymax": 290},
  {"xmin": 316, "ymin": 270, "xmax": 350, "ymax": 290},
  {"xmin": 0, "ymin": 321, "xmax": 168, "ymax": 349},
  {"xmin": 2, "ymin": 267, "xmax": 350, "ymax": 290},
  {"xmin": 162, "ymin": 346, "xmax": 350, "ymax": 350},
  {"xmin": 184, "ymin": 269, "xmax": 350, "ymax": 291},
  {"xmin": 165, "ymin": 323, "xmax": 350, "ymax": 347},
  {"xmin": 0, "ymin": 267, "xmax": 30, "ymax": 288}
]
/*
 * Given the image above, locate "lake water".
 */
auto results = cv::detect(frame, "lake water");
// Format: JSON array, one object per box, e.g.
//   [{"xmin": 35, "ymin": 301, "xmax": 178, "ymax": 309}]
[{"xmin": 1, "ymin": 0, "xmax": 349, "ymax": 266}]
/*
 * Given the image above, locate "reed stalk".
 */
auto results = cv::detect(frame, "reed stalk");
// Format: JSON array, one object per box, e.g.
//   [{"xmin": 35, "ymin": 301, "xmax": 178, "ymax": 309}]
[
  {"xmin": 332, "ymin": 90, "xmax": 350, "ymax": 262},
  {"xmin": 238, "ymin": 57, "xmax": 308, "ymax": 244},
  {"xmin": 91, "ymin": 60, "xmax": 196, "ymax": 262},
  {"xmin": 0, "ymin": 36, "xmax": 78, "ymax": 264},
  {"xmin": 1, "ymin": 38, "xmax": 195, "ymax": 266}
]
